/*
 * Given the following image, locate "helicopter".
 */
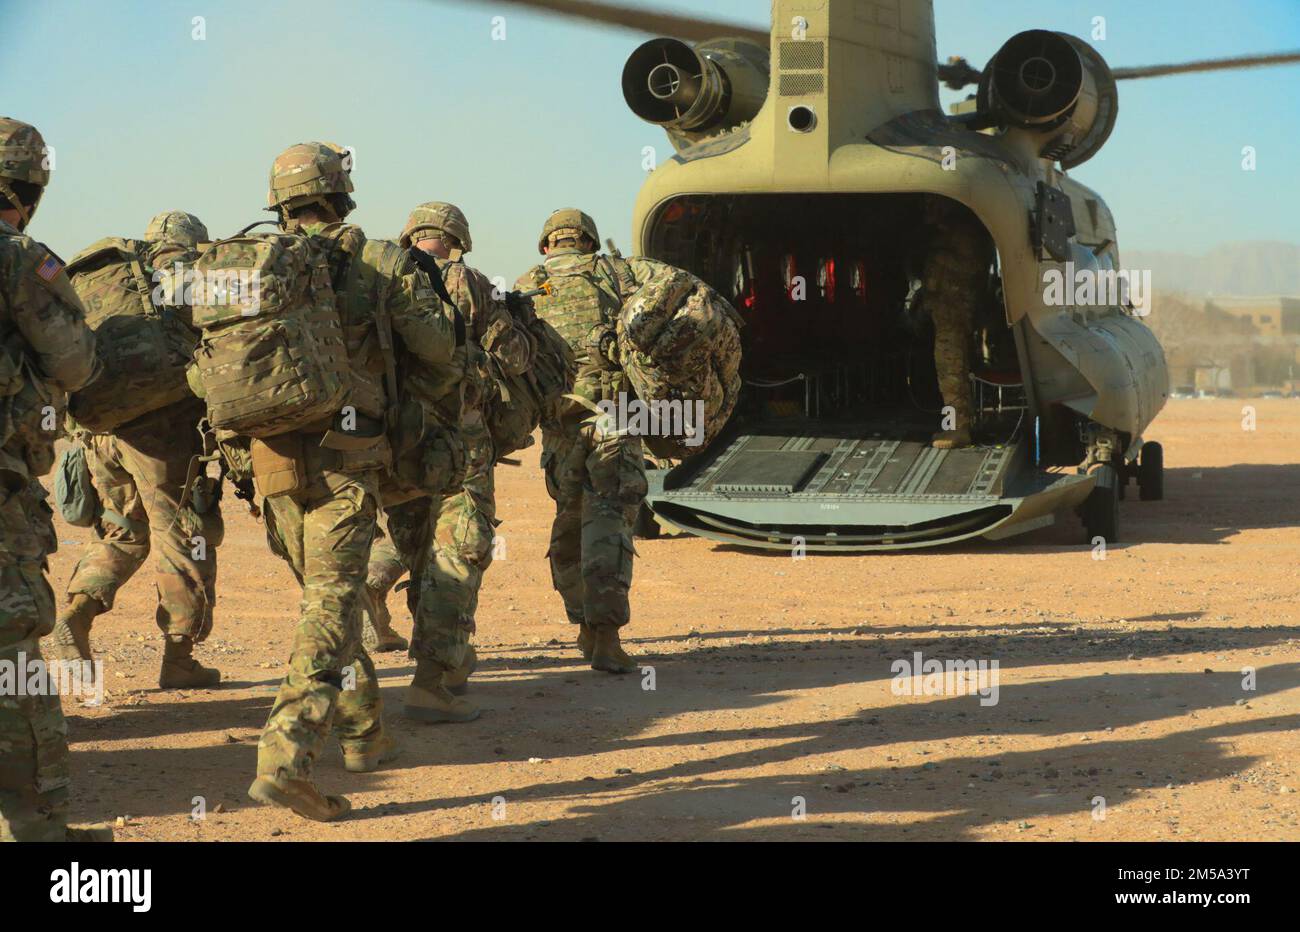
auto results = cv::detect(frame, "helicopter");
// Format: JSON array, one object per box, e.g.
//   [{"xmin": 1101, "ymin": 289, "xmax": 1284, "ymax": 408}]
[{"xmin": 465, "ymin": 0, "xmax": 1300, "ymax": 551}]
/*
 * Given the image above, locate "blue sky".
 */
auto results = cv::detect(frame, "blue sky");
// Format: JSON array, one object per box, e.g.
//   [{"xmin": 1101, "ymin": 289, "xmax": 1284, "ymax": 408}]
[{"xmin": 1, "ymin": 0, "xmax": 1296, "ymax": 282}]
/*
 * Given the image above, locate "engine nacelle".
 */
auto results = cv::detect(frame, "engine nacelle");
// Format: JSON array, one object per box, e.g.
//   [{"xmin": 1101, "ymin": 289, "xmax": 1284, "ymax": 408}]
[
  {"xmin": 979, "ymin": 30, "xmax": 1118, "ymax": 168},
  {"xmin": 622, "ymin": 37, "xmax": 769, "ymax": 147}
]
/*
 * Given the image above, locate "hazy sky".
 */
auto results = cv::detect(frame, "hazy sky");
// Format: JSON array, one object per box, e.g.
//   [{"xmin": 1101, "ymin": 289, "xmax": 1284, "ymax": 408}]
[{"xmin": 2, "ymin": 0, "xmax": 1297, "ymax": 282}]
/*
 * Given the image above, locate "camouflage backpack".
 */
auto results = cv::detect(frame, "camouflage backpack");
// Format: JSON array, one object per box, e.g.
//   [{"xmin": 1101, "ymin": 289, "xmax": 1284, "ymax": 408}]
[
  {"xmin": 64, "ymin": 237, "xmax": 197, "ymax": 432},
  {"xmin": 366, "ymin": 240, "xmax": 467, "ymax": 500},
  {"xmin": 617, "ymin": 258, "xmax": 743, "ymax": 458},
  {"xmin": 483, "ymin": 289, "xmax": 574, "ymax": 458},
  {"xmin": 189, "ymin": 233, "xmax": 350, "ymax": 438}
]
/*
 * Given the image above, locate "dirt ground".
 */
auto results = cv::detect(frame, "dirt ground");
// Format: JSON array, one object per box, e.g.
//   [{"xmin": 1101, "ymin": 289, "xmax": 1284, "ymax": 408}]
[{"xmin": 47, "ymin": 399, "xmax": 1300, "ymax": 841}]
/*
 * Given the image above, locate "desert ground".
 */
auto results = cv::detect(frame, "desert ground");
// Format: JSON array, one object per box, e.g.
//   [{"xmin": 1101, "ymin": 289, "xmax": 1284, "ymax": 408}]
[{"xmin": 47, "ymin": 399, "xmax": 1300, "ymax": 841}]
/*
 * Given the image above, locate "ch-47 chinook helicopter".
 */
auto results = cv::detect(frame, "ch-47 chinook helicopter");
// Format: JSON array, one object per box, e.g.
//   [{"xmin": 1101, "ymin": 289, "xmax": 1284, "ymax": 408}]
[{"xmin": 473, "ymin": 0, "xmax": 1300, "ymax": 551}]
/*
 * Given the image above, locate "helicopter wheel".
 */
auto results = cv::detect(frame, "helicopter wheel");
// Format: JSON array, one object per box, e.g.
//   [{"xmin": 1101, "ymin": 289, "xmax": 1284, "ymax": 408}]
[
  {"xmin": 1137, "ymin": 441, "xmax": 1164, "ymax": 501},
  {"xmin": 1081, "ymin": 464, "xmax": 1120, "ymax": 544}
]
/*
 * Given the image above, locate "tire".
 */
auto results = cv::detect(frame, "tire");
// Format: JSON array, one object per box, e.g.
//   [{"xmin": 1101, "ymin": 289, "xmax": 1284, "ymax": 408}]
[
  {"xmin": 1082, "ymin": 465, "xmax": 1120, "ymax": 543},
  {"xmin": 1138, "ymin": 441, "xmax": 1164, "ymax": 501}
]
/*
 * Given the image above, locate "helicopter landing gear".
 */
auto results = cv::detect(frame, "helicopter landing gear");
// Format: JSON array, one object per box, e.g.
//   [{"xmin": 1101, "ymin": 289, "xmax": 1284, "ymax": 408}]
[
  {"xmin": 1081, "ymin": 463, "xmax": 1120, "ymax": 544},
  {"xmin": 1137, "ymin": 441, "xmax": 1164, "ymax": 501}
]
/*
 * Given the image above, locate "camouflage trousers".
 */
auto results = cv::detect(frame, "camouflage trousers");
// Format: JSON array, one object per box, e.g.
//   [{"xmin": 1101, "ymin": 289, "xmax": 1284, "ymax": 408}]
[
  {"xmin": 66, "ymin": 405, "xmax": 222, "ymax": 639},
  {"xmin": 257, "ymin": 451, "xmax": 383, "ymax": 782},
  {"xmin": 0, "ymin": 480, "xmax": 70, "ymax": 841},
  {"xmin": 368, "ymin": 427, "xmax": 496, "ymax": 671},
  {"xmin": 540, "ymin": 418, "xmax": 646, "ymax": 629},
  {"xmin": 923, "ymin": 205, "xmax": 991, "ymax": 430}
]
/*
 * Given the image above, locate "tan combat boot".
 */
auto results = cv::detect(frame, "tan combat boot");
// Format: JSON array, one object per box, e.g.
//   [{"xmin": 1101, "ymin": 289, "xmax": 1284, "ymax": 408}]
[
  {"xmin": 403, "ymin": 659, "xmax": 480, "ymax": 723},
  {"xmin": 49, "ymin": 594, "xmax": 100, "ymax": 665},
  {"xmin": 442, "ymin": 644, "xmax": 477, "ymax": 696},
  {"xmin": 248, "ymin": 775, "xmax": 350, "ymax": 822},
  {"xmin": 361, "ymin": 587, "xmax": 408, "ymax": 653},
  {"xmin": 931, "ymin": 427, "xmax": 972, "ymax": 450},
  {"xmin": 342, "ymin": 729, "xmax": 401, "ymax": 774},
  {"xmin": 66, "ymin": 823, "xmax": 115, "ymax": 842},
  {"xmin": 576, "ymin": 623, "xmax": 596, "ymax": 661},
  {"xmin": 158, "ymin": 635, "xmax": 221, "ymax": 689},
  {"xmin": 590, "ymin": 626, "xmax": 637, "ymax": 674}
]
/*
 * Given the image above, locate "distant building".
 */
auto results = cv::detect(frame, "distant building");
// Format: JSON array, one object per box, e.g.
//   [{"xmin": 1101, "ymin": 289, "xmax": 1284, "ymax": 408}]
[{"xmin": 1206, "ymin": 296, "xmax": 1300, "ymax": 337}]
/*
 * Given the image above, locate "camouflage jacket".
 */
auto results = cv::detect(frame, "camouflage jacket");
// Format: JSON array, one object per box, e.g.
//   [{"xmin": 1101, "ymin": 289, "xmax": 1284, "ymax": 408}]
[
  {"xmin": 0, "ymin": 218, "xmax": 98, "ymax": 482},
  {"xmin": 516, "ymin": 247, "xmax": 639, "ymax": 402}
]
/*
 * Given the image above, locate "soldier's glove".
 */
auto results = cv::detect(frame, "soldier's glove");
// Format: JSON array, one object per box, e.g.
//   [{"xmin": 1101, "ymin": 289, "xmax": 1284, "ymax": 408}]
[{"xmin": 504, "ymin": 290, "xmax": 532, "ymax": 319}]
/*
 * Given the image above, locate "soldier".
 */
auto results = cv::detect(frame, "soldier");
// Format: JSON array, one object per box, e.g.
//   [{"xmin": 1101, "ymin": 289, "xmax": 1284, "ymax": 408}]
[
  {"xmin": 923, "ymin": 200, "xmax": 993, "ymax": 449},
  {"xmin": 515, "ymin": 209, "xmax": 644, "ymax": 674},
  {"xmin": 0, "ymin": 116, "xmax": 110, "ymax": 841},
  {"xmin": 245, "ymin": 143, "xmax": 460, "ymax": 821},
  {"xmin": 50, "ymin": 211, "xmax": 224, "ymax": 689},
  {"xmin": 364, "ymin": 202, "xmax": 531, "ymax": 721}
]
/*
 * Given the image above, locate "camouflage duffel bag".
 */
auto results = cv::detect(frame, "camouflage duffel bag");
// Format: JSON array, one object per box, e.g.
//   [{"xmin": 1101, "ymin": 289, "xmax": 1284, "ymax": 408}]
[
  {"xmin": 65, "ymin": 237, "xmax": 197, "ymax": 432},
  {"xmin": 617, "ymin": 259, "xmax": 743, "ymax": 458},
  {"xmin": 190, "ymin": 233, "xmax": 350, "ymax": 438}
]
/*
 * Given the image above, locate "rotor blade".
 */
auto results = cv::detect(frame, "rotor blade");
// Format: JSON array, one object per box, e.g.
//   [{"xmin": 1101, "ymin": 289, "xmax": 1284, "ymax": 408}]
[
  {"xmin": 447, "ymin": 0, "xmax": 769, "ymax": 45},
  {"xmin": 1112, "ymin": 50, "xmax": 1300, "ymax": 80}
]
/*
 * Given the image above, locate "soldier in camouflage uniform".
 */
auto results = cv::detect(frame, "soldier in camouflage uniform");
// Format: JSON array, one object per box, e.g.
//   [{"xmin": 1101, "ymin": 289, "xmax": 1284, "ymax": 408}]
[
  {"xmin": 246, "ymin": 144, "xmax": 461, "ymax": 821},
  {"xmin": 924, "ymin": 200, "xmax": 993, "ymax": 449},
  {"xmin": 51, "ymin": 211, "xmax": 224, "ymax": 690},
  {"xmin": 515, "ymin": 209, "xmax": 644, "ymax": 674},
  {"xmin": 0, "ymin": 116, "xmax": 110, "ymax": 841},
  {"xmin": 363, "ymin": 203, "xmax": 531, "ymax": 721}
]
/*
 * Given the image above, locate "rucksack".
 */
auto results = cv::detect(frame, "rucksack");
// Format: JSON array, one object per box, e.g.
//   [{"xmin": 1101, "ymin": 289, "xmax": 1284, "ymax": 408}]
[
  {"xmin": 189, "ymin": 233, "xmax": 350, "ymax": 438},
  {"xmin": 484, "ymin": 291, "xmax": 575, "ymax": 458},
  {"xmin": 372, "ymin": 242, "xmax": 467, "ymax": 499},
  {"xmin": 64, "ymin": 237, "xmax": 196, "ymax": 432},
  {"xmin": 616, "ymin": 259, "xmax": 743, "ymax": 458}
]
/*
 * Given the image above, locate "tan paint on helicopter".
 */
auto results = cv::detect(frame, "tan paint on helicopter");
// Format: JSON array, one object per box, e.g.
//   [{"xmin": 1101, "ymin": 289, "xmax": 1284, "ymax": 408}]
[{"xmin": 630, "ymin": 0, "xmax": 1168, "ymax": 441}]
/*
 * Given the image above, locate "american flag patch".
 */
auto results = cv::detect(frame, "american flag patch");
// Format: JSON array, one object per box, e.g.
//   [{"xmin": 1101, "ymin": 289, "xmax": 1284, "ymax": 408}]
[{"xmin": 36, "ymin": 252, "xmax": 63, "ymax": 282}]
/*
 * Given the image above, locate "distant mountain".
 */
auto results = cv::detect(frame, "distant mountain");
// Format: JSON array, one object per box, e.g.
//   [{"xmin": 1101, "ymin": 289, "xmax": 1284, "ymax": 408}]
[{"xmin": 1124, "ymin": 241, "xmax": 1300, "ymax": 297}]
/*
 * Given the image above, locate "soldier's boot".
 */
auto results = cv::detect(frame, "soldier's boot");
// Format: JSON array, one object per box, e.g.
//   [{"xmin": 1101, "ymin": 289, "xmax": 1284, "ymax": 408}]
[
  {"xmin": 158, "ymin": 634, "xmax": 222, "ymax": 689},
  {"xmin": 403, "ymin": 659, "xmax": 480, "ymax": 723},
  {"xmin": 66, "ymin": 823, "xmax": 115, "ymax": 842},
  {"xmin": 443, "ymin": 644, "xmax": 477, "ymax": 696},
  {"xmin": 932, "ymin": 396, "xmax": 975, "ymax": 450},
  {"xmin": 248, "ymin": 775, "xmax": 351, "ymax": 822},
  {"xmin": 49, "ymin": 594, "xmax": 100, "ymax": 665},
  {"xmin": 576, "ymin": 623, "xmax": 596, "ymax": 662},
  {"xmin": 342, "ymin": 729, "xmax": 402, "ymax": 774},
  {"xmin": 590, "ymin": 626, "xmax": 637, "ymax": 675},
  {"xmin": 931, "ymin": 427, "xmax": 972, "ymax": 450},
  {"xmin": 361, "ymin": 586, "xmax": 409, "ymax": 653}
]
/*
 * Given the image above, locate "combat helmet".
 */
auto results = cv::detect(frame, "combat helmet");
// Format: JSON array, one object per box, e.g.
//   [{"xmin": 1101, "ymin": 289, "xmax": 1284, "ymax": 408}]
[
  {"xmin": 144, "ymin": 210, "xmax": 209, "ymax": 248},
  {"xmin": 537, "ymin": 208, "xmax": 599, "ymax": 254},
  {"xmin": 267, "ymin": 142, "xmax": 355, "ymax": 217},
  {"xmin": 400, "ymin": 201, "xmax": 472, "ymax": 253},
  {"xmin": 0, "ymin": 117, "xmax": 51, "ymax": 228}
]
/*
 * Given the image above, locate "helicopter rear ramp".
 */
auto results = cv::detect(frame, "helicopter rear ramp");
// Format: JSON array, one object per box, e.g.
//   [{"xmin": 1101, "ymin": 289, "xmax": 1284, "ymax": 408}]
[{"xmin": 645, "ymin": 422, "xmax": 1096, "ymax": 551}]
